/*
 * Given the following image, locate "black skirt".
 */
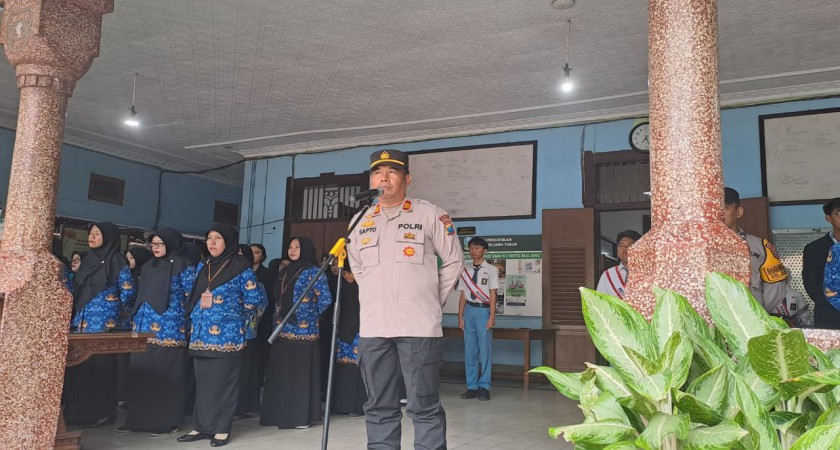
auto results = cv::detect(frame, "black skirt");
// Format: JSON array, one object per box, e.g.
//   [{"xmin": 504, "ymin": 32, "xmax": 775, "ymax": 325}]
[
  {"xmin": 63, "ymin": 354, "xmax": 117, "ymax": 425},
  {"xmin": 192, "ymin": 355, "xmax": 241, "ymax": 434},
  {"xmin": 235, "ymin": 341, "xmax": 262, "ymax": 415},
  {"xmin": 331, "ymin": 362, "xmax": 367, "ymax": 415},
  {"xmin": 260, "ymin": 339, "xmax": 322, "ymax": 428},
  {"xmin": 124, "ymin": 345, "xmax": 187, "ymax": 430}
]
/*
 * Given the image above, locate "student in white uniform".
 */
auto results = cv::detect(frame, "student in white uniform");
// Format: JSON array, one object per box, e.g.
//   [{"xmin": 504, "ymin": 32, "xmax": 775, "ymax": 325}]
[{"xmin": 596, "ymin": 230, "xmax": 641, "ymax": 299}]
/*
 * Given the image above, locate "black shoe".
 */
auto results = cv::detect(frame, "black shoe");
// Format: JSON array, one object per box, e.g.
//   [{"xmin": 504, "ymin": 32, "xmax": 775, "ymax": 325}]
[
  {"xmin": 478, "ymin": 388, "xmax": 491, "ymax": 401},
  {"xmin": 115, "ymin": 425, "xmax": 133, "ymax": 433},
  {"xmin": 210, "ymin": 435, "xmax": 230, "ymax": 447},
  {"xmin": 149, "ymin": 426, "xmax": 179, "ymax": 436},
  {"xmin": 460, "ymin": 389, "xmax": 478, "ymax": 399},
  {"xmin": 176, "ymin": 432, "xmax": 211, "ymax": 442}
]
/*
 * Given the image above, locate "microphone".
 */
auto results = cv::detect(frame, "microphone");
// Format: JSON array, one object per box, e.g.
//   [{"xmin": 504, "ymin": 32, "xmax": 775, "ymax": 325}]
[{"xmin": 351, "ymin": 188, "xmax": 384, "ymax": 203}]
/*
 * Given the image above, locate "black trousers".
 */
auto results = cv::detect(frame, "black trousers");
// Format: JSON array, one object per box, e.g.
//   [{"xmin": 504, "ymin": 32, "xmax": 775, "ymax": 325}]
[{"xmin": 358, "ymin": 337, "xmax": 446, "ymax": 450}]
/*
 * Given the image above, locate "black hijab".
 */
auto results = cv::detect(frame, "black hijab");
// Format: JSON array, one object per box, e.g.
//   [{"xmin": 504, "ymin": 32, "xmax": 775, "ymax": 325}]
[
  {"xmin": 239, "ymin": 244, "xmax": 255, "ymax": 265},
  {"xmin": 134, "ymin": 228, "xmax": 193, "ymax": 314},
  {"xmin": 186, "ymin": 224, "xmax": 251, "ymax": 315},
  {"xmin": 127, "ymin": 246, "xmax": 152, "ymax": 279},
  {"xmin": 336, "ymin": 270, "xmax": 360, "ymax": 343},
  {"xmin": 273, "ymin": 237, "xmax": 318, "ymax": 320},
  {"xmin": 74, "ymin": 222, "xmax": 126, "ymax": 312},
  {"xmin": 183, "ymin": 242, "xmax": 203, "ymax": 266}
]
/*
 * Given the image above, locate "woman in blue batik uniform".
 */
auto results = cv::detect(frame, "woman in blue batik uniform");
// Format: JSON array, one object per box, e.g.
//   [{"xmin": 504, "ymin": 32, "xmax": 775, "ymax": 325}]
[
  {"xmin": 260, "ymin": 237, "xmax": 333, "ymax": 429},
  {"xmin": 331, "ymin": 266, "xmax": 367, "ymax": 416},
  {"xmin": 177, "ymin": 224, "xmax": 266, "ymax": 447},
  {"xmin": 119, "ymin": 228, "xmax": 195, "ymax": 435},
  {"xmin": 235, "ymin": 244, "xmax": 267, "ymax": 417},
  {"xmin": 64, "ymin": 222, "xmax": 136, "ymax": 427}
]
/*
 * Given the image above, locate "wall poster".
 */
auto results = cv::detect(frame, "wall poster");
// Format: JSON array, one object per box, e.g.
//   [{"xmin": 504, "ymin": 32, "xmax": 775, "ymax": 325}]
[{"xmin": 444, "ymin": 235, "xmax": 543, "ymax": 317}]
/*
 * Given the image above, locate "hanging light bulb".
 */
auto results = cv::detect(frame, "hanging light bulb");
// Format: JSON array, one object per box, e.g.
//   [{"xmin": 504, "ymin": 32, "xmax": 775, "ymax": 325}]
[
  {"xmin": 560, "ymin": 63, "xmax": 573, "ymax": 92},
  {"xmin": 124, "ymin": 72, "xmax": 140, "ymax": 127},
  {"xmin": 558, "ymin": 19, "xmax": 574, "ymax": 93}
]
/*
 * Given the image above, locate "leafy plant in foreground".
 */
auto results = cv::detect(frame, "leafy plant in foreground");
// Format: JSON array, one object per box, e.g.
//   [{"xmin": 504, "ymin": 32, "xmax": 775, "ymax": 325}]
[{"xmin": 531, "ymin": 272, "xmax": 840, "ymax": 449}]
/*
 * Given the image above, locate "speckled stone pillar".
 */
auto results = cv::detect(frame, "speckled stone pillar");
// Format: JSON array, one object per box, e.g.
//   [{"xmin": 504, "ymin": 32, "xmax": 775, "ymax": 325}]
[
  {"xmin": 0, "ymin": 1, "xmax": 113, "ymax": 448},
  {"xmin": 623, "ymin": 0, "xmax": 749, "ymax": 323}
]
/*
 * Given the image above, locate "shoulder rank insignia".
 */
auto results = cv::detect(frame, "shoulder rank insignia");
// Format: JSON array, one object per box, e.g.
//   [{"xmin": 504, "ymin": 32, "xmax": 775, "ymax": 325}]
[{"xmin": 373, "ymin": 204, "xmax": 381, "ymax": 215}]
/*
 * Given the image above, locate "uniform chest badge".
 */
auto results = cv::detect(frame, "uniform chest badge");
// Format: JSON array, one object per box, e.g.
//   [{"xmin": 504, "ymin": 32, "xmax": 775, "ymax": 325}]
[
  {"xmin": 361, "ymin": 220, "xmax": 375, "ymax": 228},
  {"xmin": 403, "ymin": 246, "xmax": 416, "ymax": 257},
  {"xmin": 403, "ymin": 232, "xmax": 416, "ymax": 240},
  {"xmin": 402, "ymin": 200, "xmax": 412, "ymax": 211},
  {"xmin": 361, "ymin": 237, "xmax": 371, "ymax": 245}
]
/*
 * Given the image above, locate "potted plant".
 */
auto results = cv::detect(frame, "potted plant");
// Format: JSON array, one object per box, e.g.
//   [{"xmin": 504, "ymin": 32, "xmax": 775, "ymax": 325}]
[{"xmin": 531, "ymin": 272, "xmax": 840, "ymax": 449}]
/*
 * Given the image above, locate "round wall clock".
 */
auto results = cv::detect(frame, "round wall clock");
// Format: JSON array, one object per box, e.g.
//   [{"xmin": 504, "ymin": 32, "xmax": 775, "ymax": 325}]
[{"xmin": 629, "ymin": 122, "xmax": 650, "ymax": 153}]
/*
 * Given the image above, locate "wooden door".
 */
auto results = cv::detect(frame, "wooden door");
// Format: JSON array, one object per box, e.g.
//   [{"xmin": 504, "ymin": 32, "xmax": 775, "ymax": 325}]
[
  {"xmin": 739, "ymin": 196, "xmax": 770, "ymax": 240},
  {"xmin": 542, "ymin": 208, "xmax": 597, "ymax": 370}
]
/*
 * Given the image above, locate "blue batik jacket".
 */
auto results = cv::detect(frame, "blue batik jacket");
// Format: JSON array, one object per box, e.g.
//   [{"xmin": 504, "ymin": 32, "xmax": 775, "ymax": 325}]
[
  {"xmin": 132, "ymin": 266, "xmax": 197, "ymax": 347},
  {"xmin": 275, "ymin": 266, "xmax": 332, "ymax": 342},
  {"xmin": 72, "ymin": 266, "xmax": 136, "ymax": 333},
  {"xmin": 187, "ymin": 265, "xmax": 267, "ymax": 354}
]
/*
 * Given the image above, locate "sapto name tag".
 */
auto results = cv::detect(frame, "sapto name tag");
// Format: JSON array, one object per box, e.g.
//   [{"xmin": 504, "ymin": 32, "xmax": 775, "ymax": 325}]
[
  {"xmin": 359, "ymin": 227, "xmax": 377, "ymax": 235},
  {"xmin": 200, "ymin": 291, "xmax": 213, "ymax": 309},
  {"xmin": 398, "ymin": 223, "xmax": 422, "ymax": 230}
]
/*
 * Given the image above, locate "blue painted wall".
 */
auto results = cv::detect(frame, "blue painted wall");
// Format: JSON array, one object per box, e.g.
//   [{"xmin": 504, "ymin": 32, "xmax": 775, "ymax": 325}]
[
  {"xmin": 0, "ymin": 127, "xmax": 242, "ymax": 236},
  {"xmin": 241, "ymin": 96, "xmax": 840, "ymax": 367}
]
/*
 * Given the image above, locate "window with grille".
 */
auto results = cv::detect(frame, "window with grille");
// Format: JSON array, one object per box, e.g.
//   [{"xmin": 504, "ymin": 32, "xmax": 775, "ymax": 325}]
[
  {"xmin": 214, "ymin": 200, "xmax": 240, "ymax": 226},
  {"xmin": 88, "ymin": 173, "xmax": 125, "ymax": 205},
  {"xmin": 287, "ymin": 172, "xmax": 368, "ymax": 222},
  {"xmin": 583, "ymin": 151, "xmax": 650, "ymax": 208}
]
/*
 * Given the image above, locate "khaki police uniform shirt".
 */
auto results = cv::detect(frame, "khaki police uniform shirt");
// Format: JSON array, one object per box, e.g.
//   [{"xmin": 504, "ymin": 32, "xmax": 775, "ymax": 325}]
[
  {"xmin": 346, "ymin": 197, "xmax": 464, "ymax": 338},
  {"xmin": 741, "ymin": 230, "xmax": 789, "ymax": 313}
]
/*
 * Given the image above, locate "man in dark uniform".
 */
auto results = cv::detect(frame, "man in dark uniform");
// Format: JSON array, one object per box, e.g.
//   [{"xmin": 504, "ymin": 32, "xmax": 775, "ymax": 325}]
[{"xmin": 803, "ymin": 198, "xmax": 840, "ymax": 329}]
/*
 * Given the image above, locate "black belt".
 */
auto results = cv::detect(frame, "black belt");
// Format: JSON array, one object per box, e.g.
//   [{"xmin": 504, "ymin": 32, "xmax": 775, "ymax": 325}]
[{"xmin": 467, "ymin": 302, "xmax": 490, "ymax": 308}]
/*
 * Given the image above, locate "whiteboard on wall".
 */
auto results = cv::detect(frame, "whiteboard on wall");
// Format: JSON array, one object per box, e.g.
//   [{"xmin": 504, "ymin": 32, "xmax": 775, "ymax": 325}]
[
  {"xmin": 406, "ymin": 142, "xmax": 537, "ymax": 220},
  {"xmin": 760, "ymin": 108, "xmax": 840, "ymax": 204}
]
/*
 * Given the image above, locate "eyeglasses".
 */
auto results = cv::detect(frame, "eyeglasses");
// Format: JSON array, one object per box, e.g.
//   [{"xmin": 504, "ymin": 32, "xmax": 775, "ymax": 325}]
[{"xmin": 150, "ymin": 242, "xmax": 165, "ymax": 248}]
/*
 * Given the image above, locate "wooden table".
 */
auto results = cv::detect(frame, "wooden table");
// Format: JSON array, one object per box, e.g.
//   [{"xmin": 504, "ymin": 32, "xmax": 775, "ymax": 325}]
[
  {"xmin": 56, "ymin": 332, "xmax": 153, "ymax": 450},
  {"xmin": 443, "ymin": 327, "xmax": 555, "ymax": 390}
]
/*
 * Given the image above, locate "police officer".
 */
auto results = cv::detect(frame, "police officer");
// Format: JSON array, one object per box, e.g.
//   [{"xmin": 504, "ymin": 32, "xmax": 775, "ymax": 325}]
[
  {"xmin": 346, "ymin": 149, "xmax": 464, "ymax": 450},
  {"xmin": 723, "ymin": 187, "xmax": 811, "ymax": 325}
]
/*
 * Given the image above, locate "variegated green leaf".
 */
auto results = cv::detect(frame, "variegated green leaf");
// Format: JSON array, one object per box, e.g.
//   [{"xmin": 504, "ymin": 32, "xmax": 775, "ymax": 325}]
[
  {"xmin": 789, "ymin": 423, "xmax": 840, "ymax": 450},
  {"xmin": 604, "ymin": 442, "xmax": 641, "ymax": 450},
  {"xmin": 655, "ymin": 287, "xmax": 712, "ymax": 343},
  {"xmin": 815, "ymin": 404, "xmax": 840, "ymax": 427},
  {"xmin": 626, "ymin": 371, "xmax": 669, "ymax": 402},
  {"xmin": 827, "ymin": 349, "xmax": 840, "ymax": 368},
  {"xmin": 747, "ymin": 329, "xmax": 811, "ymax": 387},
  {"xmin": 579, "ymin": 377, "xmax": 601, "ymax": 419},
  {"xmin": 690, "ymin": 330, "xmax": 734, "ymax": 373},
  {"xmin": 655, "ymin": 331, "xmax": 692, "ymax": 390},
  {"xmin": 585, "ymin": 363, "xmax": 633, "ymax": 401},
  {"xmin": 733, "ymin": 374, "xmax": 782, "ymax": 450},
  {"xmin": 673, "ymin": 391, "xmax": 724, "ymax": 426},
  {"xmin": 705, "ymin": 272, "xmax": 772, "ymax": 358},
  {"xmin": 808, "ymin": 344, "xmax": 834, "ymax": 371},
  {"xmin": 624, "ymin": 346, "xmax": 660, "ymax": 376},
  {"xmin": 769, "ymin": 411, "xmax": 809, "ymax": 437},
  {"xmin": 652, "ymin": 288, "xmax": 685, "ymax": 351},
  {"xmin": 529, "ymin": 366, "xmax": 582, "ymax": 401},
  {"xmin": 781, "ymin": 368, "xmax": 840, "ymax": 399},
  {"xmin": 634, "ymin": 413, "xmax": 689, "ymax": 450},
  {"xmin": 681, "ymin": 420, "xmax": 749, "ymax": 450},
  {"xmin": 581, "ymin": 288, "xmax": 657, "ymax": 381},
  {"xmin": 736, "ymin": 360, "xmax": 781, "ymax": 410},
  {"xmin": 549, "ymin": 422, "xmax": 637, "ymax": 444},
  {"xmin": 687, "ymin": 365, "xmax": 729, "ymax": 411},
  {"xmin": 766, "ymin": 315, "xmax": 790, "ymax": 330},
  {"xmin": 591, "ymin": 392, "xmax": 631, "ymax": 425}
]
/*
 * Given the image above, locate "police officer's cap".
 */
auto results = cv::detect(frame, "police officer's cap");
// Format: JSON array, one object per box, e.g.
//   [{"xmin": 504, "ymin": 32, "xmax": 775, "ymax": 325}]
[
  {"xmin": 724, "ymin": 187, "xmax": 740, "ymax": 205},
  {"xmin": 370, "ymin": 149, "xmax": 409, "ymax": 172}
]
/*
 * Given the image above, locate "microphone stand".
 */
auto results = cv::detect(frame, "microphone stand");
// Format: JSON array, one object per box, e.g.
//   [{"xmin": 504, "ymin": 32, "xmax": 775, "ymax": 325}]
[{"xmin": 267, "ymin": 200, "xmax": 373, "ymax": 450}]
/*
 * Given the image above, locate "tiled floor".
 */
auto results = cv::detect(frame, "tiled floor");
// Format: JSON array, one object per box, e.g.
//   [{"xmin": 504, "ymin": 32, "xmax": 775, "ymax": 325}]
[{"xmin": 77, "ymin": 382, "xmax": 581, "ymax": 449}]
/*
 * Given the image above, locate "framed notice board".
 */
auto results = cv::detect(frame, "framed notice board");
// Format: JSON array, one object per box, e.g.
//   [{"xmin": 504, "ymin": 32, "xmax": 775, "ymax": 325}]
[
  {"xmin": 407, "ymin": 141, "xmax": 537, "ymax": 220},
  {"xmin": 760, "ymin": 107, "xmax": 840, "ymax": 204}
]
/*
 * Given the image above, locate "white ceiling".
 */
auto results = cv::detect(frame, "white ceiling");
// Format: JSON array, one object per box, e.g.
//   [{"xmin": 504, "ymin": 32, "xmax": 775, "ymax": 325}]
[{"xmin": 0, "ymin": 0, "xmax": 838, "ymax": 186}]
